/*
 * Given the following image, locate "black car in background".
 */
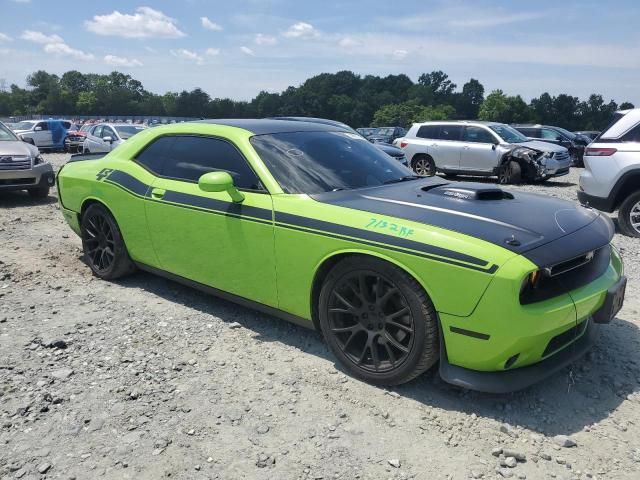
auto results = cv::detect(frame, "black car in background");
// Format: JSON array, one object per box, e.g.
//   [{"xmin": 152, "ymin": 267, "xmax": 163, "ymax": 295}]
[
  {"xmin": 365, "ymin": 126, "xmax": 407, "ymax": 144},
  {"xmin": 575, "ymin": 130, "xmax": 600, "ymax": 141},
  {"xmin": 513, "ymin": 124, "xmax": 589, "ymax": 167}
]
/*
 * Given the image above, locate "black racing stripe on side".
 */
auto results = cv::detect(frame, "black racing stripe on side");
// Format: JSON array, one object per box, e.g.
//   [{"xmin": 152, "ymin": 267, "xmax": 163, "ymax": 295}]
[
  {"xmin": 275, "ymin": 211, "xmax": 488, "ymax": 267},
  {"xmin": 104, "ymin": 179, "xmax": 147, "ymax": 199},
  {"xmin": 106, "ymin": 170, "xmax": 149, "ymax": 197},
  {"xmin": 450, "ymin": 326, "xmax": 491, "ymax": 340},
  {"xmin": 276, "ymin": 222, "xmax": 498, "ymax": 274},
  {"xmin": 146, "ymin": 197, "xmax": 272, "ymax": 226},
  {"xmin": 161, "ymin": 190, "xmax": 272, "ymax": 221}
]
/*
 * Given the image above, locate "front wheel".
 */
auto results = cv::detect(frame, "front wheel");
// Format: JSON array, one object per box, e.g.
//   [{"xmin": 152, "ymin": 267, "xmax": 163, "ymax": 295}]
[
  {"xmin": 498, "ymin": 161, "xmax": 522, "ymax": 184},
  {"xmin": 319, "ymin": 256, "xmax": 439, "ymax": 386},
  {"xmin": 618, "ymin": 191, "xmax": 640, "ymax": 238},
  {"xmin": 80, "ymin": 203, "xmax": 136, "ymax": 279}
]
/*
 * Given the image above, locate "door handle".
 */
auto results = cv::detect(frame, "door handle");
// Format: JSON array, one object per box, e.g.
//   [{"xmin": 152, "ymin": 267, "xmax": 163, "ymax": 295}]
[{"xmin": 151, "ymin": 188, "xmax": 166, "ymax": 199}]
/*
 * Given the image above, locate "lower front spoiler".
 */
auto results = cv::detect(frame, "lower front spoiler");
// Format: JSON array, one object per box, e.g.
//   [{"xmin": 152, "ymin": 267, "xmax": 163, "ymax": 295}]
[
  {"xmin": 0, "ymin": 170, "xmax": 55, "ymax": 191},
  {"xmin": 439, "ymin": 319, "xmax": 598, "ymax": 394}
]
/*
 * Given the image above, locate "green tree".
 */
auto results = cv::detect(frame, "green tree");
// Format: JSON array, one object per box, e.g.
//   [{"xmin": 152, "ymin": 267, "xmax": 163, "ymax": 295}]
[{"xmin": 478, "ymin": 90, "xmax": 532, "ymax": 124}]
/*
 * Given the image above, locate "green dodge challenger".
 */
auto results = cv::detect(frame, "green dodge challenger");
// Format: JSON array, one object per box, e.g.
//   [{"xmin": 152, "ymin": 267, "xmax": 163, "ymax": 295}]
[{"xmin": 57, "ymin": 119, "xmax": 626, "ymax": 392}]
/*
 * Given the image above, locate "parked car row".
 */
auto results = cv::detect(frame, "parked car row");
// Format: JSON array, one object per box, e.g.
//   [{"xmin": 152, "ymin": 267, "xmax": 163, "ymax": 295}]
[{"xmin": 512, "ymin": 124, "xmax": 590, "ymax": 167}]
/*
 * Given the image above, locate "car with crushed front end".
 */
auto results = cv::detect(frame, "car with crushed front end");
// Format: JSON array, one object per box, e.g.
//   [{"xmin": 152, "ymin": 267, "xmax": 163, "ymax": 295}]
[
  {"xmin": 397, "ymin": 121, "xmax": 571, "ymax": 183},
  {"xmin": 0, "ymin": 120, "xmax": 54, "ymax": 198},
  {"xmin": 56, "ymin": 119, "xmax": 626, "ymax": 393}
]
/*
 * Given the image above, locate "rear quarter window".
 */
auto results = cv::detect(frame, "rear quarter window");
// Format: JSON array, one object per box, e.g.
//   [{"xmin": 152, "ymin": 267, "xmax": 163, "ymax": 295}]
[{"xmin": 417, "ymin": 125, "xmax": 440, "ymax": 139}]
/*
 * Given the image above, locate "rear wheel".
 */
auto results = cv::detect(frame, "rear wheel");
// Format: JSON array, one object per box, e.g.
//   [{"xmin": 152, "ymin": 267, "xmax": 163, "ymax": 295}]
[
  {"xmin": 412, "ymin": 155, "xmax": 436, "ymax": 176},
  {"xmin": 498, "ymin": 161, "xmax": 522, "ymax": 184},
  {"xmin": 618, "ymin": 191, "xmax": 640, "ymax": 238},
  {"xmin": 80, "ymin": 203, "xmax": 136, "ymax": 279},
  {"xmin": 319, "ymin": 256, "xmax": 439, "ymax": 386}
]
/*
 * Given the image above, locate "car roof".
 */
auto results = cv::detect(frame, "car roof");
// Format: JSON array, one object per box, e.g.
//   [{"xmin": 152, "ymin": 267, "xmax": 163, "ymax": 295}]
[
  {"xmin": 196, "ymin": 118, "xmax": 347, "ymax": 135},
  {"xmin": 413, "ymin": 120, "xmax": 505, "ymax": 128}
]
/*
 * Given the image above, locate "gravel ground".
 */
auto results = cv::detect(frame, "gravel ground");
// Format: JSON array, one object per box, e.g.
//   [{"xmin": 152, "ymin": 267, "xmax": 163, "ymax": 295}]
[{"xmin": 1, "ymin": 153, "xmax": 639, "ymax": 480}]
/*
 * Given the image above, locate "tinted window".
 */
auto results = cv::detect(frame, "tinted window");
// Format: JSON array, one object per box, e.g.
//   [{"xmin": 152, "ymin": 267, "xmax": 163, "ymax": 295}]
[
  {"xmin": 250, "ymin": 131, "xmax": 413, "ymax": 194},
  {"xmin": 137, "ymin": 135, "xmax": 261, "ymax": 189},
  {"xmin": 102, "ymin": 126, "xmax": 115, "ymax": 138},
  {"xmin": 463, "ymin": 126, "xmax": 496, "ymax": 143},
  {"xmin": 622, "ymin": 124, "xmax": 640, "ymax": 142},
  {"xmin": 439, "ymin": 125, "xmax": 463, "ymax": 141},
  {"xmin": 36, "ymin": 122, "xmax": 49, "ymax": 131},
  {"xmin": 516, "ymin": 127, "xmax": 537, "ymax": 137},
  {"xmin": 62, "ymin": 121, "xmax": 71, "ymax": 129},
  {"xmin": 417, "ymin": 125, "xmax": 440, "ymax": 139}
]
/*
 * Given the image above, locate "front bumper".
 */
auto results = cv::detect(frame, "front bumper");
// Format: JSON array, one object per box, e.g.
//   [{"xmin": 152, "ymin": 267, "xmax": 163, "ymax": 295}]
[
  {"xmin": 541, "ymin": 156, "xmax": 571, "ymax": 178},
  {"xmin": 439, "ymin": 318, "xmax": 598, "ymax": 393},
  {"xmin": 0, "ymin": 163, "xmax": 54, "ymax": 191}
]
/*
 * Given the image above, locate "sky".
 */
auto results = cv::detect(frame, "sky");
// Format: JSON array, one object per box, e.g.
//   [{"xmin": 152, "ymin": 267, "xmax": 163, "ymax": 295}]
[{"xmin": 0, "ymin": 0, "xmax": 639, "ymax": 104}]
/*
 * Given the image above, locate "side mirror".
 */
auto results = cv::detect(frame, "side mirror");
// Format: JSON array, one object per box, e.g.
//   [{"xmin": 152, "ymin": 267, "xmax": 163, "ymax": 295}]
[
  {"xmin": 34, "ymin": 126, "xmax": 42, "ymax": 131},
  {"xmin": 103, "ymin": 136, "xmax": 113, "ymax": 144},
  {"xmin": 556, "ymin": 136, "xmax": 564, "ymax": 142},
  {"xmin": 198, "ymin": 171, "xmax": 245, "ymax": 203}
]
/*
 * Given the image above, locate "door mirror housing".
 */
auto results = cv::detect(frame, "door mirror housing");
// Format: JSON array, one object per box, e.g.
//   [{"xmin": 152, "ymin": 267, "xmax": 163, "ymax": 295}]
[
  {"xmin": 198, "ymin": 171, "xmax": 245, "ymax": 203},
  {"xmin": 103, "ymin": 136, "xmax": 113, "ymax": 144},
  {"xmin": 34, "ymin": 126, "xmax": 42, "ymax": 132}
]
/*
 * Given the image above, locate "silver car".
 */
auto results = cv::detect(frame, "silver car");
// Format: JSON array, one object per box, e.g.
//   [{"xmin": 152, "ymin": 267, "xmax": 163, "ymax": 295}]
[
  {"xmin": 0, "ymin": 121, "xmax": 55, "ymax": 198},
  {"xmin": 397, "ymin": 121, "xmax": 571, "ymax": 184},
  {"xmin": 82, "ymin": 123, "xmax": 147, "ymax": 153},
  {"xmin": 12, "ymin": 119, "xmax": 72, "ymax": 150}
]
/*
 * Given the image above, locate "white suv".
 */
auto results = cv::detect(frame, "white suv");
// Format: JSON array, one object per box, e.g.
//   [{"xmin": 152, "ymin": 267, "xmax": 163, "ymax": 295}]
[
  {"xmin": 578, "ymin": 108, "xmax": 640, "ymax": 237},
  {"xmin": 396, "ymin": 121, "xmax": 571, "ymax": 184}
]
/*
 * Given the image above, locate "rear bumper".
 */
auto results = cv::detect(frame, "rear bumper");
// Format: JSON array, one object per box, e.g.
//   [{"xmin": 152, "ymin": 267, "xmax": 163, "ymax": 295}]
[
  {"xmin": 0, "ymin": 163, "xmax": 54, "ymax": 191},
  {"xmin": 439, "ymin": 318, "xmax": 598, "ymax": 393},
  {"xmin": 577, "ymin": 190, "xmax": 615, "ymax": 213}
]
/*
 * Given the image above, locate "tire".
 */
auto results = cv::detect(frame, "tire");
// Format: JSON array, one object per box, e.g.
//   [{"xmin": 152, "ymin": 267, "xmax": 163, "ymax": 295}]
[
  {"xmin": 618, "ymin": 191, "xmax": 640, "ymax": 238},
  {"xmin": 318, "ymin": 256, "xmax": 439, "ymax": 386},
  {"xmin": 28, "ymin": 186, "xmax": 50, "ymax": 198},
  {"xmin": 412, "ymin": 155, "xmax": 436, "ymax": 176},
  {"xmin": 498, "ymin": 161, "xmax": 522, "ymax": 184},
  {"xmin": 80, "ymin": 203, "xmax": 136, "ymax": 279}
]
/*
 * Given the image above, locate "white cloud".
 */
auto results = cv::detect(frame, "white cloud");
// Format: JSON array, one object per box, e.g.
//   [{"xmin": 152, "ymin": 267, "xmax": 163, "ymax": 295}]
[
  {"xmin": 205, "ymin": 48, "xmax": 220, "ymax": 56},
  {"xmin": 338, "ymin": 36, "xmax": 360, "ymax": 48},
  {"xmin": 11, "ymin": 0, "xmax": 31, "ymax": 3},
  {"xmin": 201, "ymin": 17, "xmax": 222, "ymax": 31},
  {"xmin": 86, "ymin": 7, "xmax": 185, "ymax": 39},
  {"xmin": 449, "ymin": 12, "xmax": 543, "ymax": 28},
  {"xmin": 104, "ymin": 54, "xmax": 143, "ymax": 67},
  {"xmin": 255, "ymin": 33, "xmax": 277, "ymax": 46},
  {"xmin": 392, "ymin": 49, "xmax": 408, "ymax": 60},
  {"xmin": 0, "ymin": 33, "xmax": 12, "ymax": 42},
  {"xmin": 240, "ymin": 46, "xmax": 255, "ymax": 56},
  {"xmin": 170, "ymin": 48, "xmax": 204, "ymax": 65},
  {"xmin": 283, "ymin": 22, "xmax": 319, "ymax": 39},
  {"xmin": 44, "ymin": 42, "xmax": 94, "ymax": 61},
  {"xmin": 20, "ymin": 30, "xmax": 63, "ymax": 44}
]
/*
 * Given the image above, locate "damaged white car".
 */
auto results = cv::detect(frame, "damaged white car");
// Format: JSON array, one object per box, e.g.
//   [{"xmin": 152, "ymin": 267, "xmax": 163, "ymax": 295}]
[{"xmin": 396, "ymin": 121, "xmax": 571, "ymax": 184}]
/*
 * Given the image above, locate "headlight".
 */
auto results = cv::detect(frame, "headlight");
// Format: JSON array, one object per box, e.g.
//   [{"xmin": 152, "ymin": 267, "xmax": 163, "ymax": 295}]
[
  {"xmin": 33, "ymin": 154, "xmax": 44, "ymax": 165},
  {"xmin": 542, "ymin": 151, "xmax": 554, "ymax": 159}
]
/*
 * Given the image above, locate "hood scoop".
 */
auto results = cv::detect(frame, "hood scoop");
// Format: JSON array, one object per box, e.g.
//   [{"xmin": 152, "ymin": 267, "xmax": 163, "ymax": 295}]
[{"xmin": 425, "ymin": 185, "xmax": 514, "ymax": 201}]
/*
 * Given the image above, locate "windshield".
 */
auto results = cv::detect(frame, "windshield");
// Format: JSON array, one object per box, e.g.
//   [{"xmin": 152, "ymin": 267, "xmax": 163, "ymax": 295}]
[
  {"xmin": 0, "ymin": 122, "xmax": 19, "ymax": 141},
  {"xmin": 251, "ymin": 130, "xmax": 414, "ymax": 194},
  {"xmin": 114, "ymin": 125, "xmax": 145, "ymax": 140},
  {"xmin": 489, "ymin": 124, "xmax": 529, "ymax": 143},
  {"xmin": 13, "ymin": 121, "xmax": 35, "ymax": 131},
  {"xmin": 373, "ymin": 127, "xmax": 394, "ymax": 136}
]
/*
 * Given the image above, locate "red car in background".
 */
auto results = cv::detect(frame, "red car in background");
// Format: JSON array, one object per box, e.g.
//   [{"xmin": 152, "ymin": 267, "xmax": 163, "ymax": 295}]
[{"xmin": 64, "ymin": 124, "xmax": 91, "ymax": 153}]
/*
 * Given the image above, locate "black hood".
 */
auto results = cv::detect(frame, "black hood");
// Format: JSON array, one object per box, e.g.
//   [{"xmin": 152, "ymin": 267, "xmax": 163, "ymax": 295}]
[
  {"xmin": 374, "ymin": 142, "xmax": 404, "ymax": 156},
  {"xmin": 310, "ymin": 179, "xmax": 614, "ymax": 267}
]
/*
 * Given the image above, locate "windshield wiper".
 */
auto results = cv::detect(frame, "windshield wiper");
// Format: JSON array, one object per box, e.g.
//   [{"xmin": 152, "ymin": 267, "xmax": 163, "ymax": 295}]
[{"xmin": 383, "ymin": 175, "xmax": 421, "ymax": 185}]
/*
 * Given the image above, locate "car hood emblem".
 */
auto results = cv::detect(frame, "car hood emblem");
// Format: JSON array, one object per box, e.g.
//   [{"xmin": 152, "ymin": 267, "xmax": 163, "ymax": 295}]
[{"xmin": 0, "ymin": 156, "xmax": 13, "ymax": 163}]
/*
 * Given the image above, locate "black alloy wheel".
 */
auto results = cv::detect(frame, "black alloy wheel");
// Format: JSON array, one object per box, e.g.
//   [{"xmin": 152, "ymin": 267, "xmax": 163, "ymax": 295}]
[
  {"xmin": 80, "ymin": 203, "xmax": 136, "ymax": 279},
  {"xmin": 327, "ymin": 271, "xmax": 415, "ymax": 373},
  {"xmin": 319, "ymin": 256, "xmax": 439, "ymax": 386}
]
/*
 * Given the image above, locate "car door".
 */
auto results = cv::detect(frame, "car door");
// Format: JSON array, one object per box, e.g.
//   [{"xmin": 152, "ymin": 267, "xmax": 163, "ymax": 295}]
[
  {"xmin": 433, "ymin": 125, "xmax": 464, "ymax": 171},
  {"xmin": 141, "ymin": 135, "xmax": 278, "ymax": 307},
  {"xmin": 101, "ymin": 126, "xmax": 118, "ymax": 152},
  {"xmin": 34, "ymin": 121, "xmax": 52, "ymax": 147},
  {"xmin": 459, "ymin": 126, "xmax": 501, "ymax": 172},
  {"xmin": 85, "ymin": 125, "xmax": 103, "ymax": 152}
]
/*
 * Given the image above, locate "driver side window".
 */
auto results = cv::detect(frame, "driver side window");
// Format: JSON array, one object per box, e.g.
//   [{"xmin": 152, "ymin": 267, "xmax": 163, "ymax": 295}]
[
  {"xmin": 541, "ymin": 129, "xmax": 560, "ymax": 140},
  {"xmin": 92, "ymin": 126, "xmax": 103, "ymax": 138},
  {"xmin": 102, "ymin": 127, "xmax": 115, "ymax": 139},
  {"xmin": 36, "ymin": 122, "xmax": 49, "ymax": 131},
  {"xmin": 463, "ymin": 126, "xmax": 496, "ymax": 143}
]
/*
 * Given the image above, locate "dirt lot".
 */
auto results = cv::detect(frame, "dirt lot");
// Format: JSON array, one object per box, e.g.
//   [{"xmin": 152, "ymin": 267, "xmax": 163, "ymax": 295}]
[{"xmin": 1, "ymin": 153, "xmax": 639, "ymax": 480}]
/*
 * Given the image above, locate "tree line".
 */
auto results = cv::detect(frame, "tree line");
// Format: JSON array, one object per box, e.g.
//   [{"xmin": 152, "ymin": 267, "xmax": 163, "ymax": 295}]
[{"xmin": 0, "ymin": 69, "xmax": 633, "ymax": 131}]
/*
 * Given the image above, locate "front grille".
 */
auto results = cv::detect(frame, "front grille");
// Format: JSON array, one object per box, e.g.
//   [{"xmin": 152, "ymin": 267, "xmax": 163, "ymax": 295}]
[
  {"xmin": 0, "ymin": 156, "xmax": 31, "ymax": 171},
  {"xmin": 520, "ymin": 245, "xmax": 611, "ymax": 304},
  {"xmin": 554, "ymin": 151, "xmax": 569, "ymax": 161},
  {"xmin": 543, "ymin": 320, "xmax": 588, "ymax": 357}
]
